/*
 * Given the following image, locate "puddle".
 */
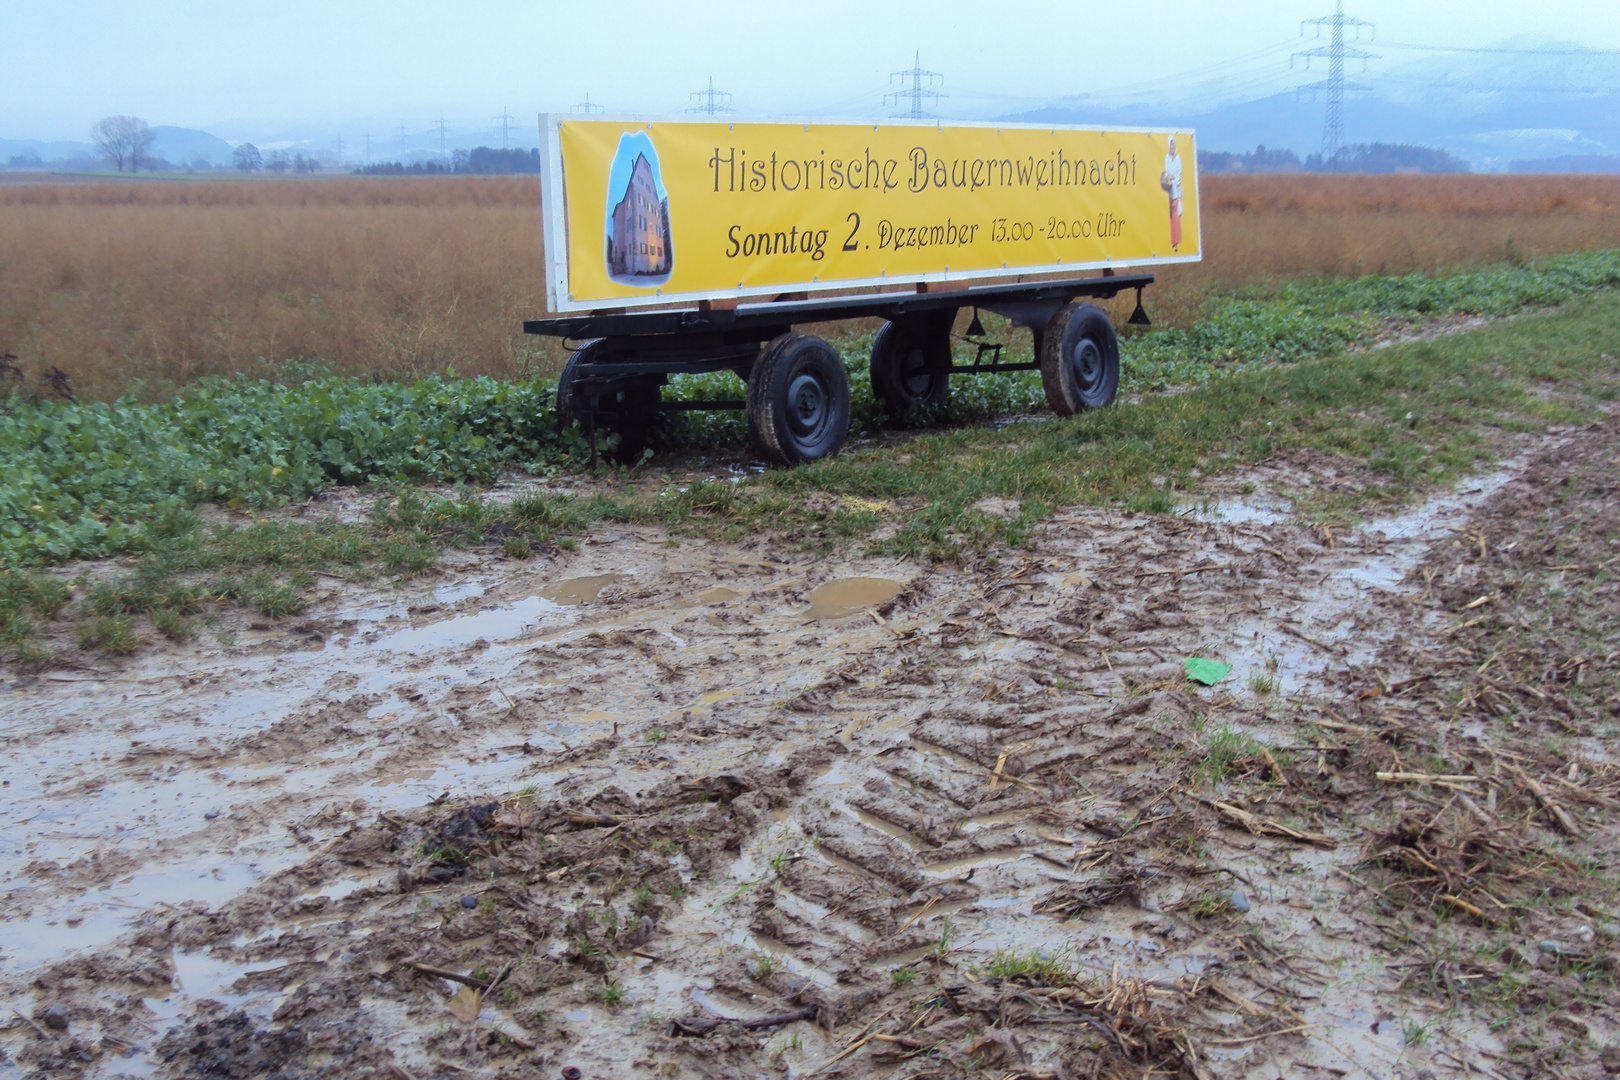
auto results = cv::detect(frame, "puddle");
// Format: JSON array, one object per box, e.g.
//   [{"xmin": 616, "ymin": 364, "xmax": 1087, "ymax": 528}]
[
  {"xmin": 1194, "ymin": 496, "xmax": 1292, "ymax": 525},
  {"xmin": 433, "ymin": 580, "xmax": 486, "ymax": 605},
  {"xmin": 540, "ymin": 574, "xmax": 625, "ymax": 606},
  {"xmin": 373, "ymin": 595, "xmax": 567, "ymax": 652},
  {"xmin": 0, "ymin": 863, "xmax": 263, "ymax": 975},
  {"xmin": 848, "ymin": 806, "xmax": 930, "ymax": 851},
  {"xmin": 171, "ymin": 949, "xmax": 280, "ymax": 1002},
  {"xmin": 804, "ymin": 577, "xmax": 902, "ymax": 620},
  {"xmin": 676, "ymin": 586, "xmax": 742, "ymax": 608},
  {"xmin": 922, "ymin": 849, "xmax": 1028, "ymax": 874}
]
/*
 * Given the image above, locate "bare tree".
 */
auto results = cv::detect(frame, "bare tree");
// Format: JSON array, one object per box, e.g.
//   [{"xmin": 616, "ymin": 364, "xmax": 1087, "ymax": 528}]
[
  {"xmin": 232, "ymin": 143, "xmax": 262, "ymax": 174},
  {"xmin": 92, "ymin": 116, "xmax": 157, "ymax": 173},
  {"xmin": 266, "ymin": 149, "xmax": 290, "ymax": 175}
]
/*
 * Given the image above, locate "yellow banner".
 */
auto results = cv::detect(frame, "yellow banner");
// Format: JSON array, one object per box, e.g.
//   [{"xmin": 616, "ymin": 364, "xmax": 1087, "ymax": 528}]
[{"xmin": 544, "ymin": 118, "xmax": 1199, "ymax": 311}]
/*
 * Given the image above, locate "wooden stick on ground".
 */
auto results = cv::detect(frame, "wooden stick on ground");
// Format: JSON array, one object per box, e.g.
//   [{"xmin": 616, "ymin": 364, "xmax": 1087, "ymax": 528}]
[
  {"xmin": 1509, "ymin": 767, "xmax": 1582, "ymax": 835},
  {"xmin": 410, "ymin": 963, "xmax": 491, "ymax": 990},
  {"xmin": 805, "ymin": 1035, "xmax": 874, "ymax": 1075}
]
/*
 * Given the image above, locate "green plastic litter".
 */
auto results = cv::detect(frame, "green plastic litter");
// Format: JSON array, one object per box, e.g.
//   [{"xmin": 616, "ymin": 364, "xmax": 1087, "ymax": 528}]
[{"xmin": 1184, "ymin": 657, "xmax": 1232, "ymax": 686}]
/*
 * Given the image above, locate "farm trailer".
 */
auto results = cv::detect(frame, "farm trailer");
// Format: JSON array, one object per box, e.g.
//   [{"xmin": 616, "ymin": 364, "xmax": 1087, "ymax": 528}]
[{"xmin": 524, "ymin": 116, "xmax": 1199, "ymax": 464}]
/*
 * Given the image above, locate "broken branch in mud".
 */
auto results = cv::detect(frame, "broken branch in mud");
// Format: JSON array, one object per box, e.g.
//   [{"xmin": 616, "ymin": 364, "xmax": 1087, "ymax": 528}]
[
  {"xmin": 11, "ymin": 1008, "xmax": 53, "ymax": 1040},
  {"xmin": 567, "ymin": 812, "xmax": 623, "ymax": 827},
  {"xmin": 1135, "ymin": 563, "xmax": 1227, "ymax": 579},
  {"xmin": 668, "ymin": 1005, "xmax": 818, "ymax": 1037},
  {"xmin": 409, "ymin": 963, "xmax": 491, "ymax": 990},
  {"xmin": 1438, "ymin": 893, "xmax": 1495, "ymax": 923},
  {"xmin": 1507, "ymin": 766, "xmax": 1582, "ymax": 835},
  {"xmin": 1201, "ymin": 798, "xmax": 1337, "ymax": 848},
  {"xmin": 1204, "ymin": 1022, "xmax": 1320, "ymax": 1047}
]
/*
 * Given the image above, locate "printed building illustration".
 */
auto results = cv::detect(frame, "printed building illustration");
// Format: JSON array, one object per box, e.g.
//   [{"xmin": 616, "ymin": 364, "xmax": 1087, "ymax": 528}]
[{"xmin": 607, "ymin": 152, "xmax": 672, "ymax": 283}]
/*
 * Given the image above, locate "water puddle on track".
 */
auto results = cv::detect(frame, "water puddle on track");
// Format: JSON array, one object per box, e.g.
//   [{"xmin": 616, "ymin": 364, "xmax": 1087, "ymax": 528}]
[
  {"xmin": 540, "ymin": 573, "xmax": 625, "ymax": 606},
  {"xmin": 804, "ymin": 577, "xmax": 902, "ymax": 620},
  {"xmin": 0, "ymin": 863, "xmax": 263, "ymax": 977},
  {"xmin": 372, "ymin": 595, "xmax": 568, "ymax": 652},
  {"xmin": 676, "ymin": 586, "xmax": 743, "ymax": 608}
]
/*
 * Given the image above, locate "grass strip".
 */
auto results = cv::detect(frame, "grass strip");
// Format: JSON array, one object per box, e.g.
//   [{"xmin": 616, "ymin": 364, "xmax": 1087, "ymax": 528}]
[
  {"xmin": 700, "ymin": 290, "xmax": 1620, "ymax": 561},
  {"xmin": 5, "ymin": 249, "xmax": 1620, "ymax": 567},
  {"xmin": 9, "ymin": 290, "xmax": 1620, "ymax": 665}
]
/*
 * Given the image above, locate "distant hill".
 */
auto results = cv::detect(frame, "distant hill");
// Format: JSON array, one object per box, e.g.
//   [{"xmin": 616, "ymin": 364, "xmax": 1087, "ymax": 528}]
[
  {"xmin": 0, "ymin": 137, "xmax": 97, "ymax": 168},
  {"xmin": 1002, "ymin": 38, "xmax": 1620, "ymax": 172},
  {"xmin": 1, "ymin": 126, "xmax": 234, "ymax": 171},
  {"xmin": 150, "ymin": 127, "xmax": 235, "ymax": 168},
  {"xmin": 1511, "ymin": 155, "xmax": 1620, "ymax": 174}
]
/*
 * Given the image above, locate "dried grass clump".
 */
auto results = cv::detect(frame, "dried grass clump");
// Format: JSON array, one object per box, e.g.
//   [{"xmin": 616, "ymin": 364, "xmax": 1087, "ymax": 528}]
[{"xmin": 1370, "ymin": 809, "xmax": 1566, "ymax": 923}]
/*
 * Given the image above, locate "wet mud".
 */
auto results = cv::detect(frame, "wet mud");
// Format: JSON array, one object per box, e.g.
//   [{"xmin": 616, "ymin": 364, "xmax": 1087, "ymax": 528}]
[{"xmin": 2, "ymin": 420, "xmax": 1618, "ymax": 1079}]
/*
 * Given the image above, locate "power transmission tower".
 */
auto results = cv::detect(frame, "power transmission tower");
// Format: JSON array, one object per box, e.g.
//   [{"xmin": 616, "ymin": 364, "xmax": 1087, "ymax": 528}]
[
  {"xmin": 495, "ymin": 107, "xmax": 516, "ymax": 149},
  {"xmin": 334, "ymin": 135, "xmax": 343, "ymax": 164},
  {"xmin": 399, "ymin": 124, "xmax": 408, "ymax": 161},
  {"xmin": 686, "ymin": 77, "xmax": 734, "ymax": 116},
  {"xmin": 437, "ymin": 115, "xmax": 449, "ymax": 160},
  {"xmin": 885, "ymin": 51, "xmax": 944, "ymax": 120},
  {"xmin": 570, "ymin": 93, "xmax": 604, "ymax": 115},
  {"xmin": 1293, "ymin": 0, "xmax": 1377, "ymax": 159}
]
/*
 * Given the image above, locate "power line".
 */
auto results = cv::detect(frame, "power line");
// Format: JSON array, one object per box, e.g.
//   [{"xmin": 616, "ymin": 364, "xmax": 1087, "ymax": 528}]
[
  {"xmin": 686, "ymin": 77, "xmax": 734, "ymax": 116},
  {"xmin": 885, "ymin": 51, "xmax": 945, "ymax": 119},
  {"xmin": 1293, "ymin": 0, "xmax": 1377, "ymax": 158},
  {"xmin": 571, "ymin": 93, "xmax": 604, "ymax": 115},
  {"xmin": 495, "ymin": 107, "xmax": 516, "ymax": 150},
  {"xmin": 1379, "ymin": 40, "xmax": 1620, "ymax": 56}
]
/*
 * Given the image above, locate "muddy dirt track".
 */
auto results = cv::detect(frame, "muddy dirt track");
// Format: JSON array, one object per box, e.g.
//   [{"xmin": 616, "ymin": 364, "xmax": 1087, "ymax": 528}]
[{"xmin": 2, "ymin": 418, "xmax": 1618, "ymax": 1080}]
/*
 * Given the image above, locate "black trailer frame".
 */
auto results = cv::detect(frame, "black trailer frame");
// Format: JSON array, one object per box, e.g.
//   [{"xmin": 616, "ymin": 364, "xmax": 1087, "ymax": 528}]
[{"xmin": 523, "ymin": 272, "xmax": 1154, "ymax": 466}]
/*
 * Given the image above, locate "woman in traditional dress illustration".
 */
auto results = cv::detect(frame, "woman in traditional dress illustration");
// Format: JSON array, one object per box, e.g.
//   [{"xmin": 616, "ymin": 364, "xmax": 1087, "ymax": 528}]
[{"xmin": 1160, "ymin": 137, "xmax": 1183, "ymax": 251}]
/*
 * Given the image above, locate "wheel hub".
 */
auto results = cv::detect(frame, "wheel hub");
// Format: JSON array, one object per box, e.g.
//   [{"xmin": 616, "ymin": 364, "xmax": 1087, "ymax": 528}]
[
  {"xmin": 901, "ymin": 346, "xmax": 933, "ymax": 398},
  {"xmin": 786, "ymin": 371, "xmax": 827, "ymax": 439},
  {"xmin": 1070, "ymin": 338, "xmax": 1102, "ymax": 391}
]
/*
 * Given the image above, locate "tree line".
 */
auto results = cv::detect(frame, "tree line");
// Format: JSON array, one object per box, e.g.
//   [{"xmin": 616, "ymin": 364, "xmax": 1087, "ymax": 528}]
[
  {"xmin": 1199, "ymin": 142, "xmax": 1472, "ymax": 175},
  {"xmin": 229, "ymin": 145, "xmax": 323, "ymax": 174},
  {"xmin": 352, "ymin": 147, "xmax": 540, "ymax": 176}
]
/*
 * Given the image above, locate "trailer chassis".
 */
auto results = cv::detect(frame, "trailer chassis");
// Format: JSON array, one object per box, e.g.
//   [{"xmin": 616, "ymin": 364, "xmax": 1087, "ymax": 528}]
[{"xmin": 523, "ymin": 272, "xmax": 1153, "ymax": 466}]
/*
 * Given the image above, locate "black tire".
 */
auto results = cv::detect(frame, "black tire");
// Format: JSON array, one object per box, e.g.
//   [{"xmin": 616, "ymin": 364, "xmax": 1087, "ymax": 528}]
[
  {"xmin": 746, "ymin": 332, "xmax": 850, "ymax": 465},
  {"xmin": 869, "ymin": 320, "xmax": 951, "ymax": 415},
  {"xmin": 556, "ymin": 339, "xmax": 661, "ymax": 463},
  {"xmin": 1039, "ymin": 302, "xmax": 1119, "ymax": 416}
]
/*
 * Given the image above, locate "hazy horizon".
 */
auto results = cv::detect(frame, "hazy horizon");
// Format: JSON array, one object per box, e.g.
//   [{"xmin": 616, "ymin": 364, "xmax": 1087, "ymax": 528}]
[{"xmin": 5, "ymin": 0, "xmax": 1619, "ymax": 153}]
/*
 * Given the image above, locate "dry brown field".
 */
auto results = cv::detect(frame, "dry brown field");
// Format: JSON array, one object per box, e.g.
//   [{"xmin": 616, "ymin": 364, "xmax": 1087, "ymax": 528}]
[{"xmin": 3, "ymin": 173, "xmax": 1620, "ymax": 400}]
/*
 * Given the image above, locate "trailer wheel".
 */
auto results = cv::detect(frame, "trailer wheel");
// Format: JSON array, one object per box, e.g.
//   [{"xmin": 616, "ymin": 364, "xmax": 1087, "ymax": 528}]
[
  {"xmin": 746, "ymin": 332, "xmax": 850, "ymax": 465},
  {"xmin": 557, "ymin": 339, "xmax": 661, "ymax": 462},
  {"xmin": 869, "ymin": 320, "xmax": 951, "ymax": 415},
  {"xmin": 1039, "ymin": 303, "xmax": 1119, "ymax": 416}
]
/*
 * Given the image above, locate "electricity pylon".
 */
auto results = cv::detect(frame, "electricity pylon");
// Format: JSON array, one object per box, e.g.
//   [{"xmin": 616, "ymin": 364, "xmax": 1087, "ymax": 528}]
[
  {"xmin": 885, "ymin": 51, "xmax": 944, "ymax": 120},
  {"xmin": 1294, "ymin": 0, "xmax": 1377, "ymax": 159},
  {"xmin": 686, "ymin": 78, "xmax": 734, "ymax": 116}
]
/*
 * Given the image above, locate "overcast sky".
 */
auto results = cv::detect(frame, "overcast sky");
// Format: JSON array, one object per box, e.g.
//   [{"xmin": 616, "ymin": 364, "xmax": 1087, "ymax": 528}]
[{"xmin": 6, "ymin": 0, "xmax": 1619, "ymax": 145}]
